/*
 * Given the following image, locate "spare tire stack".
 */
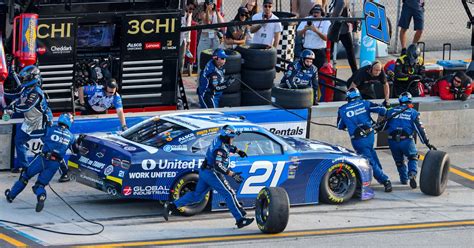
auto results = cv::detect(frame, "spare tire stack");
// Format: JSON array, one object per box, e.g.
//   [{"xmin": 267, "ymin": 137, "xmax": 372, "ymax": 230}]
[
  {"xmin": 199, "ymin": 49, "xmax": 242, "ymax": 107},
  {"xmin": 236, "ymin": 44, "xmax": 277, "ymax": 106}
]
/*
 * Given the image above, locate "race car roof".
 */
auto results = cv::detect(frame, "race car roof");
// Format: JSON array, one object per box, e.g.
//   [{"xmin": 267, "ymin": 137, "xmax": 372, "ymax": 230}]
[{"xmin": 160, "ymin": 111, "xmax": 257, "ymax": 130}]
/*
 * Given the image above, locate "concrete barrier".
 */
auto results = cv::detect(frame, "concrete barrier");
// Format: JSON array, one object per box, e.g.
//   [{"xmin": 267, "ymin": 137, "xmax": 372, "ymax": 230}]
[{"xmin": 310, "ymin": 97, "xmax": 474, "ymax": 149}]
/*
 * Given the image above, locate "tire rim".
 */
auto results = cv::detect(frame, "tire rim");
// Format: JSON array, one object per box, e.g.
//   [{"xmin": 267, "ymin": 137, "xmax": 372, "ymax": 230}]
[
  {"xmin": 256, "ymin": 196, "xmax": 269, "ymax": 224},
  {"xmin": 328, "ymin": 169, "xmax": 352, "ymax": 197}
]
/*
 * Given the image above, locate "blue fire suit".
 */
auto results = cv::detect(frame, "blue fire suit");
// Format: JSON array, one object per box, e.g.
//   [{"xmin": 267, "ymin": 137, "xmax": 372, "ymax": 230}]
[
  {"xmin": 384, "ymin": 104, "xmax": 429, "ymax": 182},
  {"xmin": 174, "ymin": 136, "xmax": 246, "ymax": 222},
  {"xmin": 337, "ymin": 99, "xmax": 390, "ymax": 184},
  {"xmin": 7, "ymin": 124, "xmax": 76, "ymax": 201},
  {"xmin": 5, "ymin": 86, "xmax": 53, "ymax": 170},
  {"xmin": 279, "ymin": 61, "xmax": 319, "ymax": 101},
  {"xmin": 198, "ymin": 60, "xmax": 229, "ymax": 108}
]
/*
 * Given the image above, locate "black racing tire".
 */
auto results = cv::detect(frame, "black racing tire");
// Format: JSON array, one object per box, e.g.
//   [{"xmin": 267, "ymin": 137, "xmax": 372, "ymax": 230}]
[
  {"xmin": 271, "ymin": 86, "xmax": 314, "ymax": 108},
  {"xmin": 255, "ymin": 187, "xmax": 290, "ymax": 234},
  {"xmin": 241, "ymin": 88, "xmax": 272, "ymax": 106},
  {"xmin": 199, "ymin": 49, "xmax": 242, "ymax": 74},
  {"xmin": 236, "ymin": 44, "xmax": 277, "ymax": 70},
  {"xmin": 420, "ymin": 150, "xmax": 450, "ymax": 196},
  {"xmin": 320, "ymin": 163, "xmax": 357, "ymax": 204},
  {"xmin": 241, "ymin": 68, "xmax": 276, "ymax": 90},
  {"xmin": 219, "ymin": 92, "xmax": 241, "ymax": 107},
  {"xmin": 223, "ymin": 73, "xmax": 241, "ymax": 93},
  {"xmin": 333, "ymin": 84, "xmax": 348, "ymax": 102},
  {"xmin": 170, "ymin": 173, "xmax": 210, "ymax": 216}
]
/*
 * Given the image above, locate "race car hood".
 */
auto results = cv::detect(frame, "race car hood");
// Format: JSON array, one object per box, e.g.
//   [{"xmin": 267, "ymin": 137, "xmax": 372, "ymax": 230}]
[{"xmin": 281, "ymin": 136, "xmax": 357, "ymax": 156}]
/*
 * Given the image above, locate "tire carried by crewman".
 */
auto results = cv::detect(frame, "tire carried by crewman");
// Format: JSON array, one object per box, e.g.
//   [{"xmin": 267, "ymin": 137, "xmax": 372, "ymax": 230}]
[
  {"xmin": 236, "ymin": 44, "xmax": 277, "ymax": 70},
  {"xmin": 271, "ymin": 86, "xmax": 314, "ymax": 108},
  {"xmin": 199, "ymin": 49, "xmax": 242, "ymax": 74},
  {"xmin": 420, "ymin": 150, "xmax": 450, "ymax": 196},
  {"xmin": 241, "ymin": 88, "xmax": 271, "ymax": 106},
  {"xmin": 255, "ymin": 187, "xmax": 290, "ymax": 234},
  {"xmin": 170, "ymin": 173, "xmax": 210, "ymax": 216},
  {"xmin": 320, "ymin": 163, "xmax": 357, "ymax": 204}
]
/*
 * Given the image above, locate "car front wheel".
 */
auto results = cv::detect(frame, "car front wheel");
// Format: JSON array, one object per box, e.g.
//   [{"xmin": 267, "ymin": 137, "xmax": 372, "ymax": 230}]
[{"xmin": 320, "ymin": 163, "xmax": 357, "ymax": 204}]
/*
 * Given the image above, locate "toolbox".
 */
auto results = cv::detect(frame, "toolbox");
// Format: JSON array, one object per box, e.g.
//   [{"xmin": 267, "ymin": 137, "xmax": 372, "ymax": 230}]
[{"xmin": 436, "ymin": 43, "xmax": 469, "ymax": 75}]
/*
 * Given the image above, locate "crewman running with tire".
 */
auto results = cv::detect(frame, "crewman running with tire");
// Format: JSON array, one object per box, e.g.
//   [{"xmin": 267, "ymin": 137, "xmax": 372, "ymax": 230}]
[
  {"xmin": 383, "ymin": 92, "xmax": 432, "ymax": 189},
  {"xmin": 337, "ymin": 88, "xmax": 392, "ymax": 192},
  {"xmin": 163, "ymin": 125, "xmax": 254, "ymax": 228}
]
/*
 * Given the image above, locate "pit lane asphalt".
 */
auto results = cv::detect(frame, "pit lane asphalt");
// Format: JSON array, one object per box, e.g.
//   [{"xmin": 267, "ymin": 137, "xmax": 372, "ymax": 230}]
[{"xmin": 0, "ymin": 145, "xmax": 473, "ymax": 247}]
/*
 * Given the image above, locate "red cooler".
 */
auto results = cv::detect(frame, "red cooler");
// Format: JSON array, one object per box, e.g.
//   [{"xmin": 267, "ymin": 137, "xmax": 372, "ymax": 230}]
[
  {"xmin": 423, "ymin": 63, "xmax": 444, "ymax": 80},
  {"xmin": 318, "ymin": 63, "xmax": 335, "ymax": 102}
]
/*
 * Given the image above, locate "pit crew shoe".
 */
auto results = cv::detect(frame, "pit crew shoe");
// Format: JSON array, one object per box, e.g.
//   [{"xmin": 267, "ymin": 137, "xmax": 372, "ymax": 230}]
[
  {"xmin": 163, "ymin": 201, "xmax": 176, "ymax": 221},
  {"xmin": 5, "ymin": 189, "xmax": 13, "ymax": 203},
  {"xmin": 400, "ymin": 180, "xmax": 408, "ymax": 185},
  {"xmin": 58, "ymin": 174, "xmax": 70, "ymax": 183},
  {"xmin": 409, "ymin": 174, "xmax": 417, "ymax": 189},
  {"xmin": 384, "ymin": 180, "xmax": 393, "ymax": 193},
  {"xmin": 10, "ymin": 168, "xmax": 21, "ymax": 174},
  {"xmin": 36, "ymin": 194, "xmax": 46, "ymax": 212},
  {"xmin": 236, "ymin": 217, "xmax": 254, "ymax": 229}
]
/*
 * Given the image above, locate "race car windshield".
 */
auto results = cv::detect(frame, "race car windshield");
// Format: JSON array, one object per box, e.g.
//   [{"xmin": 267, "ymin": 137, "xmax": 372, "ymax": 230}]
[{"xmin": 121, "ymin": 119, "xmax": 190, "ymax": 148}]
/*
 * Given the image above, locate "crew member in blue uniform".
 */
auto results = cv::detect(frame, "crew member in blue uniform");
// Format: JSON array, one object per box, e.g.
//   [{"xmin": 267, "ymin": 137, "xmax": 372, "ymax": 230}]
[
  {"xmin": 163, "ymin": 125, "xmax": 254, "ymax": 228},
  {"xmin": 77, "ymin": 78, "xmax": 128, "ymax": 131},
  {"xmin": 5, "ymin": 113, "xmax": 78, "ymax": 212},
  {"xmin": 3, "ymin": 65, "xmax": 53, "ymax": 173},
  {"xmin": 337, "ymin": 88, "xmax": 392, "ymax": 192},
  {"xmin": 280, "ymin": 49, "xmax": 319, "ymax": 104},
  {"xmin": 383, "ymin": 92, "xmax": 431, "ymax": 189},
  {"xmin": 198, "ymin": 48, "xmax": 234, "ymax": 108}
]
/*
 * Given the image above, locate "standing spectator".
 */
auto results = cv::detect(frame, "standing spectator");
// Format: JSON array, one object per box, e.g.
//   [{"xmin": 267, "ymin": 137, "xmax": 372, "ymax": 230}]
[
  {"xmin": 279, "ymin": 49, "xmax": 319, "ymax": 104},
  {"xmin": 225, "ymin": 7, "xmax": 250, "ymax": 48},
  {"xmin": 398, "ymin": 0, "xmax": 425, "ymax": 54},
  {"xmin": 179, "ymin": 0, "xmax": 196, "ymax": 74},
  {"xmin": 347, "ymin": 61, "xmax": 390, "ymax": 105},
  {"xmin": 242, "ymin": 0, "xmax": 259, "ymax": 44},
  {"xmin": 328, "ymin": 0, "xmax": 358, "ymax": 73},
  {"xmin": 77, "ymin": 79, "xmax": 128, "ymax": 131},
  {"xmin": 250, "ymin": 0, "xmax": 283, "ymax": 48},
  {"xmin": 243, "ymin": 0, "xmax": 259, "ymax": 16},
  {"xmin": 337, "ymin": 88, "xmax": 392, "ymax": 192},
  {"xmin": 431, "ymin": 72, "xmax": 472, "ymax": 101},
  {"xmin": 296, "ymin": 4, "xmax": 330, "ymax": 69},
  {"xmin": 197, "ymin": 0, "xmax": 225, "ymax": 73},
  {"xmin": 291, "ymin": 0, "xmax": 318, "ymax": 59}
]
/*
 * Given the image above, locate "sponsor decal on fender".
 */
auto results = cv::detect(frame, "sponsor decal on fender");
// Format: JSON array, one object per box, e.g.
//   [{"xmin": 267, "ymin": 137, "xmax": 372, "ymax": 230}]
[
  {"xmin": 178, "ymin": 133, "xmax": 196, "ymax": 144},
  {"xmin": 123, "ymin": 186, "xmax": 132, "ymax": 196},
  {"xmin": 78, "ymin": 156, "xmax": 106, "ymax": 172},
  {"xmin": 104, "ymin": 165, "xmax": 114, "ymax": 176},
  {"xmin": 131, "ymin": 185, "xmax": 170, "ymax": 196},
  {"xmin": 163, "ymin": 144, "xmax": 187, "ymax": 152},
  {"xmin": 128, "ymin": 171, "xmax": 177, "ymax": 179},
  {"xmin": 141, "ymin": 158, "xmax": 206, "ymax": 170},
  {"xmin": 80, "ymin": 174, "xmax": 104, "ymax": 186}
]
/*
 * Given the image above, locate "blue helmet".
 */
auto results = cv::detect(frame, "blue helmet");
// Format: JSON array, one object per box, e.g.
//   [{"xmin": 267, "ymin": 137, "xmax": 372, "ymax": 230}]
[
  {"xmin": 300, "ymin": 49, "xmax": 315, "ymax": 68},
  {"xmin": 220, "ymin": 125, "xmax": 239, "ymax": 138},
  {"xmin": 58, "ymin": 113, "xmax": 74, "ymax": 129},
  {"xmin": 346, "ymin": 88, "xmax": 361, "ymax": 101},
  {"xmin": 18, "ymin": 65, "xmax": 41, "ymax": 88},
  {"xmin": 398, "ymin": 92, "xmax": 413, "ymax": 104},
  {"xmin": 213, "ymin": 48, "xmax": 228, "ymax": 59}
]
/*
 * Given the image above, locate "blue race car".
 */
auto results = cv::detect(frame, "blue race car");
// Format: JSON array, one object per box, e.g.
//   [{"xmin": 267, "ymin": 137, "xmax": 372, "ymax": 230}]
[{"xmin": 68, "ymin": 112, "xmax": 374, "ymax": 215}]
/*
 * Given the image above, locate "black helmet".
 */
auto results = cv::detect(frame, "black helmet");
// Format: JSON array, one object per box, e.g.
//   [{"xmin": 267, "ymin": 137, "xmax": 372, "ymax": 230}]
[
  {"xmin": 300, "ymin": 49, "xmax": 315, "ymax": 68},
  {"xmin": 406, "ymin": 44, "xmax": 420, "ymax": 66},
  {"xmin": 18, "ymin": 65, "xmax": 41, "ymax": 88},
  {"xmin": 106, "ymin": 78, "xmax": 118, "ymax": 89}
]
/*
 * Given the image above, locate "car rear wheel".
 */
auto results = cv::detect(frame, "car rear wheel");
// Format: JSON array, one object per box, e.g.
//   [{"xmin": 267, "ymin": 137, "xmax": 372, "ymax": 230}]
[
  {"xmin": 320, "ymin": 163, "xmax": 357, "ymax": 204},
  {"xmin": 170, "ymin": 173, "xmax": 210, "ymax": 216}
]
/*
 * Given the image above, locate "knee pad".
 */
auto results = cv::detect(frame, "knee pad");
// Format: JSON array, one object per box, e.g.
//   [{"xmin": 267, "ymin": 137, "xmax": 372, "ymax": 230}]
[
  {"xmin": 408, "ymin": 154, "xmax": 419, "ymax": 161},
  {"xmin": 395, "ymin": 161, "xmax": 405, "ymax": 167},
  {"xmin": 32, "ymin": 181, "xmax": 46, "ymax": 193}
]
